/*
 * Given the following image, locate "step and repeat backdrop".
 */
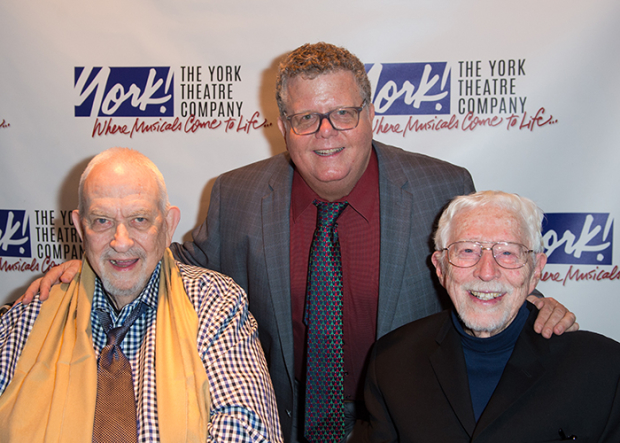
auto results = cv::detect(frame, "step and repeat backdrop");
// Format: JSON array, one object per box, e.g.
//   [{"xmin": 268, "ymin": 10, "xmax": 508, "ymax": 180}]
[{"xmin": 1, "ymin": 0, "xmax": 619, "ymax": 338}]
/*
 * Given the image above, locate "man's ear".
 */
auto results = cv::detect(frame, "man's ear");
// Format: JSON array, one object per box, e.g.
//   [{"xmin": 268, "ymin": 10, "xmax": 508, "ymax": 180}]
[
  {"xmin": 277, "ymin": 116, "xmax": 287, "ymax": 140},
  {"xmin": 366, "ymin": 100, "xmax": 375, "ymax": 121},
  {"xmin": 431, "ymin": 251, "xmax": 447, "ymax": 287},
  {"xmin": 529, "ymin": 252, "xmax": 548, "ymax": 293},
  {"xmin": 71, "ymin": 210, "xmax": 84, "ymax": 241},
  {"xmin": 164, "ymin": 206, "xmax": 181, "ymax": 245}
]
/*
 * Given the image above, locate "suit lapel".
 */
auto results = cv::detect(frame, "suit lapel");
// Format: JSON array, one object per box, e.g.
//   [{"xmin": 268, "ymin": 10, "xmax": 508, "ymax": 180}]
[
  {"xmin": 430, "ymin": 315, "xmax": 477, "ymax": 436},
  {"xmin": 375, "ymin": 143, "xmax": 413, "ymax": 337},
  {"xmin": 261, "ymin": 156, "xmax": 296, "ymax": 381},
  {"xmin": 473, "ymin": 307, "xmax": 548, "ymax": 439}
]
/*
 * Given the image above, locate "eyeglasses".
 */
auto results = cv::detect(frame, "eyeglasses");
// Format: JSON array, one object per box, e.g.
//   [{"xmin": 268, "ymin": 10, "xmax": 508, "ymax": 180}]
[
  {"xmin": 284, "ymin": 101, "xmax": 367, "ymax": 135},
  {"xmin": 441, "ymin": 241, "xmax": 534, "ymax": 269}
]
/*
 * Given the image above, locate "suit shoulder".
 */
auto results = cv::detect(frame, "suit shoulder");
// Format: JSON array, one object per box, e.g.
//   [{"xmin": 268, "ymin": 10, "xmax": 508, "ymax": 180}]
[
  {"xmin": 374, "ymin": 141, "xmax": 469, "ymax": 173},
  {"xmin": 374, "ymin": 141, "xmax": 474, "ymax": 193},
  {"xmin": 550, "ymin": 329, "xmax": 620, "ymax": 363},
  {"xmin": 218, "ymin": 153, "xmax": 292, "ymax": 182},
  {"xmin": 212, "ymin": 154, "xmax": 293, "ymax": 201}
]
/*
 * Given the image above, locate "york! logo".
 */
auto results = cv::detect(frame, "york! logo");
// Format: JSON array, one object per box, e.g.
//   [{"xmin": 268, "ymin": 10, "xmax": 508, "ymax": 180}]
[
  {"xmin": 366, "ymin": 62, "xmax": 451, "ymax": 116},
  {"xmin": 542, "ymin": 213, "xmax": 613, "ymax": 265},
  {"xmin": 74, "ymin": 67, "xmax": 174, "ymax": 117},
  {"xmin": 0, "ymin": 210, "xmax": 31, "ymax": 258}
]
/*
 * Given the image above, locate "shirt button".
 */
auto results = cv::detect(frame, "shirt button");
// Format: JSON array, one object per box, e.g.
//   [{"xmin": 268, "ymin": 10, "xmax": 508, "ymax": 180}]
[{"xmin": 286, "ymin": 409, "xmax": 292, "ymax": 417}]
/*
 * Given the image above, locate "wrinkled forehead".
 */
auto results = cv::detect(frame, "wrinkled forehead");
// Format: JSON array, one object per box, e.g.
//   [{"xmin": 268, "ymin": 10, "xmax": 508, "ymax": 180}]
[
  {"xmin": 82, "ymin": 162, "xmax": 160, "ymax": 209},
  {"xmin": 450, "ymin": 206, "xmax": 525, "ymax": 244}
]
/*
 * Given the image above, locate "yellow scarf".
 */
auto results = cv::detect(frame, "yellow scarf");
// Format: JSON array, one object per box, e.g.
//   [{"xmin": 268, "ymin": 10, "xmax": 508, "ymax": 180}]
[{"xmin": 0, "ymin": 249, "xmax": 210, "ymax": 442}]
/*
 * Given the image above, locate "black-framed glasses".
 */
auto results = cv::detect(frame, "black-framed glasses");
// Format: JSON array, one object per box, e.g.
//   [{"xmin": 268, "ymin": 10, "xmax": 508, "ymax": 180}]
[
  {"xmin": 441, "ymin": 241, "xmax": 534, "ymax": 269},
  {"xmin": 284, "ymin": 100, "xmax": 367, "ymax": 135}
]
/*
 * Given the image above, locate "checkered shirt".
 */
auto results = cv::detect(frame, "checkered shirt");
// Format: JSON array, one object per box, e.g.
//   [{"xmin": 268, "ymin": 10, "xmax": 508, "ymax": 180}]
[{"xmin": 0, "ymin": 261, "xmax": 282, "ymax": 442}]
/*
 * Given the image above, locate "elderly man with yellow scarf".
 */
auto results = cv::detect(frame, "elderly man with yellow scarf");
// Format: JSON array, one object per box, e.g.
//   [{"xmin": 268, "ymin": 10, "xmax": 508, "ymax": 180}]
[{"xmin": 0, "ymin": 147, "xmax": 282, "ymax": 442}]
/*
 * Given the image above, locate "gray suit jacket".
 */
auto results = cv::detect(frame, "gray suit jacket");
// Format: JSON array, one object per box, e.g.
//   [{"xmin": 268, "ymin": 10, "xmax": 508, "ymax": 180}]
[
  {"xmin": 361, "ymin": 303, "xmax": 620, "ymax": 442},
  {"xmin": 171, "ymin": 141, "xmax": 475, "ymax": 442}
]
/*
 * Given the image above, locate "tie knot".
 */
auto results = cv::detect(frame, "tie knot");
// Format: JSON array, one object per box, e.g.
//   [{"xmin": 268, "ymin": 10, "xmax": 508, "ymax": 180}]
[
  {"xmin": 97, "ymin": 302, "xmax": 146, "ymax": 348},
  {"xmin": 314, "ymin": 201, "xmax": 348, "ymax": 228}
]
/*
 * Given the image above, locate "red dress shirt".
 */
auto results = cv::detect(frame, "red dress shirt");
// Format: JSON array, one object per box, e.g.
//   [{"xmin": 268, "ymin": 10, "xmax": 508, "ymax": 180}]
[{"xmin": 290, "ymin": 150, "xmax": 380, "ymax": 401}]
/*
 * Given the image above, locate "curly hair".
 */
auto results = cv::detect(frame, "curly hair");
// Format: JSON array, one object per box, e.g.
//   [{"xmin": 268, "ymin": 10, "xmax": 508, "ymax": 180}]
[{"xmin": 275, "ymin": 42, "xmax": 371, "ymax": 116}]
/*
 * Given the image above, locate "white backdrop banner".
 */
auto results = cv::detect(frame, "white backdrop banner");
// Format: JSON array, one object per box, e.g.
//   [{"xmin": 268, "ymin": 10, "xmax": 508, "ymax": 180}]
[{"xmin": 1, "ymin": 0, "xmax": 618, "ymax": 339}]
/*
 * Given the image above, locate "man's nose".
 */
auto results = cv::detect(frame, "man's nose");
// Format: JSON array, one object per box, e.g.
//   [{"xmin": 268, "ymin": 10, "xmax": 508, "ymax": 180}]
[
  {"xmin": 473, "ymin": 248, "xmax": 501, "ymax": 281},
  {"xmin": 316, "ymin": 114, "xmax": 337, "ymax": 137},
  {"xmin": 110, "ymin": 223, "xmax": 134, "ymax": 252}
]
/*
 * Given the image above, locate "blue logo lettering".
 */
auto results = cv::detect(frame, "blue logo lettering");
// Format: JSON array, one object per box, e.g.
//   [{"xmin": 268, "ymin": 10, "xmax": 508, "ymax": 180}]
[
  {"xmin": 366, "ymin": 62, "xmax": 451, "ymax": 115},
  {"xmin": 74, "ymin": 67, "xmax": 174, "ymax": 117},
  {"xmin": 0, "ymin": 210, "xmax": 31, "ymax": 258},
  {"xmin": 542, "ymin": 213, "xmax": 613, "ymax": 265}
]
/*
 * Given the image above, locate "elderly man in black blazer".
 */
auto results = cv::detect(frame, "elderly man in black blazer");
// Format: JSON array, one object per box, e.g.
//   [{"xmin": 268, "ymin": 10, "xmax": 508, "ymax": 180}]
[{"xmin": 360, "ymin": 191, "xmax": 620, "ymax": 442}]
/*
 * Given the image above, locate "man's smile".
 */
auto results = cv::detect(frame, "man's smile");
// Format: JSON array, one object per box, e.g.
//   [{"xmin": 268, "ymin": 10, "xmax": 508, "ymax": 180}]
[{"xmin": 314, "ymin": 147, "xmax": 344, "ymax": 156}]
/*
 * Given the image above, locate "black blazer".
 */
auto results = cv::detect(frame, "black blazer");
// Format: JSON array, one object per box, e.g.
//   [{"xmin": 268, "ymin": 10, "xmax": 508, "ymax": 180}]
[{"xmin": 361, "ymin": 303, "xmax": 620, "ymax": 442}]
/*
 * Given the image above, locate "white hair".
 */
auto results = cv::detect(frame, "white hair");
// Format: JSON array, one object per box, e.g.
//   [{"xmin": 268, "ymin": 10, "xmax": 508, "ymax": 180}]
[{"xmin": 434, "ymin": 190, "xmax": 544, "ymax": 253}]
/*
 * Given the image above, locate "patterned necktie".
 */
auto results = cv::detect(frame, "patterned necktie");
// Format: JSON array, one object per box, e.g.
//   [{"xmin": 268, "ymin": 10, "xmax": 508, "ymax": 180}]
[
  {"xmin": 304, "ymin": 200, "xmax": 348, "ymax": 443},
  {"xmin": 92, "ymin": 302, "xmax": 145, "ymax": 443}
]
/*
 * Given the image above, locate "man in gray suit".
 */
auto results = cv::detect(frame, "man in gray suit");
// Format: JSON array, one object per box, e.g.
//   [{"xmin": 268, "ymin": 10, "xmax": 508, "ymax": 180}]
[
  {"xmin": 169, "ymin": 43, "xmax": 576, "ymax": 442},
  {"xmin": 25, "ymin": 42, "xmax": 576, "ymax": 443}
]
